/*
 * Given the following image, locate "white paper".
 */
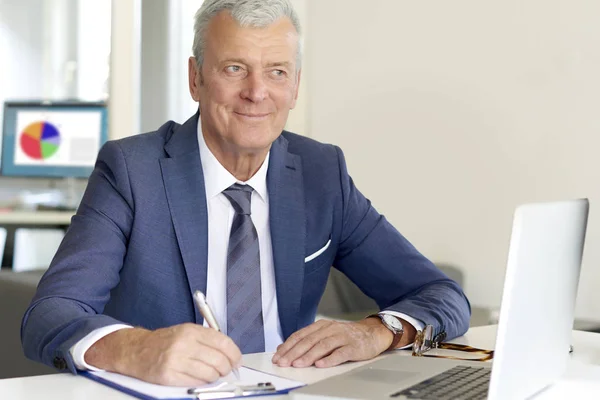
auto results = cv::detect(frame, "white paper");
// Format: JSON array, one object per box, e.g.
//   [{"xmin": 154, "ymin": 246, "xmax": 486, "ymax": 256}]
[{"xmin": 89, "ymin": 366, "xmax": 304, "ymax": 399}]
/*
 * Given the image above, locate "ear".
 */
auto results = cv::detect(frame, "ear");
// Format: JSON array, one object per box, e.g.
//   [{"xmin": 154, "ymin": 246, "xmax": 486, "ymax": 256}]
[
  {"xmin": 188, "ymin": 57, "xmax": 203, "ymax": 102},
  {"xmin": 290, "ymin": 68, "xmax": 302, "ymax": 109}
]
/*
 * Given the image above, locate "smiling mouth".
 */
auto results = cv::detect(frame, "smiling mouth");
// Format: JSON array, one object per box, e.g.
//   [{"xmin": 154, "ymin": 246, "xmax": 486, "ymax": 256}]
[{"xmin": 235, "ymin": 112, "xmax": 270, "ymax": 119}]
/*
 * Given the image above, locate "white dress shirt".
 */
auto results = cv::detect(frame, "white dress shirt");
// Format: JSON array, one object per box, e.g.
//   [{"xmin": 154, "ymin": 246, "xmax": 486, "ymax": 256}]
[
  {"xmin": 70, "ymin": 120, "xmax": 422, "ymax": 370},
  {"xmin": 198, "ymin": 123, "xmax": 283, "ymax": 350}
]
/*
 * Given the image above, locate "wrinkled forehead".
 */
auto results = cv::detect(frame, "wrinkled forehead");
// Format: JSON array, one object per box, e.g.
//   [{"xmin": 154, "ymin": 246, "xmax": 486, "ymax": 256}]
[{"xmin": 204, "ymin": 11, "xmax": 299, "ymax": 65}]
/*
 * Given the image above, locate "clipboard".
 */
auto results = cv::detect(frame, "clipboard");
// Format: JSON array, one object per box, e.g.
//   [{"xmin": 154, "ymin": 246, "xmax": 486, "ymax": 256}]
[{"xmin": 82, "ymin": 366, "xmax": 305, "ymax": 400}]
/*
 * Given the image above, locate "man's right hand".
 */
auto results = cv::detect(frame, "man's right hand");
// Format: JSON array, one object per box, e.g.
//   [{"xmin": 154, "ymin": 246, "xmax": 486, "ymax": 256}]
[{"xmin": 84, "ymin": 323, "xmax": 242, "ymax": 386}]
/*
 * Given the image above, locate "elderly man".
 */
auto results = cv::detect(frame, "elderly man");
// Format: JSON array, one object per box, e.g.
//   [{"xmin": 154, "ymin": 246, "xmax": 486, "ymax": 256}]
[{"xmin": 22, "ymin": 0, "xmax": 470, "ymax": 387}]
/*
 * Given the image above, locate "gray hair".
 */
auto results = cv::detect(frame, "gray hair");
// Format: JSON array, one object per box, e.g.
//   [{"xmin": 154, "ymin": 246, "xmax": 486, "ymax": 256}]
[{"xmin": 192, "ymin": 0, "xmax": 302, "ymax": 69}]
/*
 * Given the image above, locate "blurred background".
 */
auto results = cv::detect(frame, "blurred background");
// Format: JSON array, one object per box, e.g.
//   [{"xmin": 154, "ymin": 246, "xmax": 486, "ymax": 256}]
[{"xmin": 1, "ymin": 0, "xmax": 600, "ymax": 377}]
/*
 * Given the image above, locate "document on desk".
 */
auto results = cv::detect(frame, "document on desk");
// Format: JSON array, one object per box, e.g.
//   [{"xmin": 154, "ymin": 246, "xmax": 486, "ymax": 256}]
[{"xmin": 84, "ymin": 366, "xmax": 305, "ymax": 400}]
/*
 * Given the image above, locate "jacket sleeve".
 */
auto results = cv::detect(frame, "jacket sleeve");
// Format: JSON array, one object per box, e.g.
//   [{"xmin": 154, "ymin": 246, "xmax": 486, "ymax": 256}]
[
  {"xmin": 332, "ymin": 146, "xmax": 471, "ymax": 340},
  {"xmin": 21, "ymin": 141, "xmax": 134, "ymax": 373}
]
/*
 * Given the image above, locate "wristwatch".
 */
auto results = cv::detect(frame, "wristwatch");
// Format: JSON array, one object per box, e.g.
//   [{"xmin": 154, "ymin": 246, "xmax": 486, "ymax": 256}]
[{"xmin": 370, "ymin": 313, "xmax": 404, "ymax": 351}]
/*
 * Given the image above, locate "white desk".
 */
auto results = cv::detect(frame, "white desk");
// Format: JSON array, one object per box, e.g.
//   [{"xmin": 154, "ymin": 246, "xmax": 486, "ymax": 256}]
[
  {"xmin": 0, "ymin": 210, "xmax": 74, "ymax": 225},
  {"xmin": 1, "ymin": 325, "xmax": 600, "ymax": 399}
]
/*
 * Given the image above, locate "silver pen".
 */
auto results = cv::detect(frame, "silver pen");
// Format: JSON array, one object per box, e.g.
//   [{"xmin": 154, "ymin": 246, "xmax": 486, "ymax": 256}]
[{"xmin": 193, "ymin": 290, "xmax": 241, "ymax": 380}]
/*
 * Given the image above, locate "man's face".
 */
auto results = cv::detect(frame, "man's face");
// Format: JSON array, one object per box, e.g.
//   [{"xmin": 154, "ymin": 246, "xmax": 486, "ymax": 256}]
[{"xmin": 189, "ymin": 11, "xmax": 301, "ymax": 154}]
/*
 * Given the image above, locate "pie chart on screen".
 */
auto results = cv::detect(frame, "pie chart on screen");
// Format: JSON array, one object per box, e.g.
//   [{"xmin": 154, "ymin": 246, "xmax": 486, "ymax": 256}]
[{"xmin": 20, "ymin": 121, "xmax": 61, "ymax": 160}]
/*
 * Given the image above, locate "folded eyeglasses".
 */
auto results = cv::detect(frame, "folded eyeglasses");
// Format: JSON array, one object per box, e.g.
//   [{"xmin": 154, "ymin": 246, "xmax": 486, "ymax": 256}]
[{"xmin": 412, "ymin": 325, "xmax": 494, "ymax": 362}]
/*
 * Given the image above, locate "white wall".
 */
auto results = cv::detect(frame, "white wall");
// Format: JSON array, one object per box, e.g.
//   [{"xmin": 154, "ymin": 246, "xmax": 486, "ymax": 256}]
[
  {"xmin": 0, "ymin": 0, "xmax": 88, "ymax": 195},
  {"xmin": 0, "ymin": 0, "xmax": 45, "ymax": 121},
  {"xmin": 284, "ymin": 0, "xmax": 309, "ymax": 134},
  {"xmin": 0, "ymin": 0, "xmax": 109, "ymax": 105},
  {"xmin": 139, "ymin": 0, "xmax": 198, "ymax": 133},
  {"xmin": 0, "ymin": 0, "xmax": 41, "ymax": 162},
  {"xmin": 42, "ymin": 0, "xmax": 79, "ymax": 99},
  {"xmin": 77, "ymin": 0, "xmax": 111, "ymax": 100},
  {"xmin": 109, "ymin": 0, "xmax": 141, "ymax": 140},
  {"xmin": 140, "ymin": 0, "xmax": 170, "ymax": 133},
  {"xmin": 304, "ymin": 0, "xmax": 600, "ymax": 320}
]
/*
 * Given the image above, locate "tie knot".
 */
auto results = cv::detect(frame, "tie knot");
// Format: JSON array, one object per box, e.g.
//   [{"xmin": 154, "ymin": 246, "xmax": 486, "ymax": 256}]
[{"xmin": 223, "ymin": 183, "xmax": 254, "ymax": 215}]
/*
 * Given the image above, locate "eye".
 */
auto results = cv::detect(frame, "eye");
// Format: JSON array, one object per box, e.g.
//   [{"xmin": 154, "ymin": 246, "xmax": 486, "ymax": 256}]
[
  {"xmin": 225, "ymin": 65, "xmax": 242, "ymax": 73},
  {"xmin": 271, "ymin": 69, "xmax": 286, "ymax": 77}
]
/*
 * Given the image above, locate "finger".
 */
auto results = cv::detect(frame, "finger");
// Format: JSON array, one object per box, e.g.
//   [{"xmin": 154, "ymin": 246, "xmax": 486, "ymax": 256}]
[
  {"xmin": 276, "ymin": 325, "xmax": 340, "ymax": 367},
  {"xmin": 154, "ymin": 357, "xmax": 220, "ymax": 387},
  {"xmin": 291, "ymin": 335, "xmax": 346, "ymax": 368},
  {"xmin": 189, "ymin": 342, "xmax": 236, "ymax": 377},
  {"xmin": 192, "ymin": 326, "xmax": 243, "ymax": 368},
  {"xmin": 176, "ymin": 358, "xmax": 221, "ymax": 384},
  {"xmin": 314, "ymin": 346, "xmax": 352, "ymax": 368},
  {"xmin": 273, "ymin": 320, "xmax": 331, "ymax": 363},
  {"xmin": 274, "ymin": 321, "xmax": 332, "ymax": 365}
]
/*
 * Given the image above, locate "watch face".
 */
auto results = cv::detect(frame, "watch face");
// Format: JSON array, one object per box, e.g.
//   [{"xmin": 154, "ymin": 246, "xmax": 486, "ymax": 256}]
[{"xmin": 382, "ymin": 314, "xmax": 403, "ymax": 331}]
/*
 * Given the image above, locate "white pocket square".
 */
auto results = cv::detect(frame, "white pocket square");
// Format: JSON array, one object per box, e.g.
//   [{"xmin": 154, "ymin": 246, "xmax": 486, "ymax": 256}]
[{"xmin": 304, "ymin": 239, "xmax": 331, "ymax": 263}]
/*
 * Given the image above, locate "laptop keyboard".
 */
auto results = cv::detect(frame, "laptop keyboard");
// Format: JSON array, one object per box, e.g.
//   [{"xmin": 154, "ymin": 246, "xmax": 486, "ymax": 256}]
[{"xmin": 390, "ymin": 365, "xmax": 491, "ymax": 400}]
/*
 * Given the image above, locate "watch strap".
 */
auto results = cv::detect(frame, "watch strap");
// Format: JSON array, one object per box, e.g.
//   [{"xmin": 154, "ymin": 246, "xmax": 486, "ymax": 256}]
[
  {"xmin": 367, "ymin": 313, "xmax": 404, "ymax": 351},
  {"xmin": 386, "ymin": 323, "xmax": 404, "ymax": 351}
]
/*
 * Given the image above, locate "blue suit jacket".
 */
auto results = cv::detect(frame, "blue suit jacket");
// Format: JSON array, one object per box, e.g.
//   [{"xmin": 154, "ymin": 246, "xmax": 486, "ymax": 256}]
[{"xmin": 21, "ymin": 114, "xmax": 470, "ymax": 373}]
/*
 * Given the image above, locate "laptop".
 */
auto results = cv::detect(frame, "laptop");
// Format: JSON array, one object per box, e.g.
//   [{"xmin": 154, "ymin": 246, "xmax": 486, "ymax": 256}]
[{"xmin": 291, "ymin": 199, "xmax": 589, "ymax": 400}]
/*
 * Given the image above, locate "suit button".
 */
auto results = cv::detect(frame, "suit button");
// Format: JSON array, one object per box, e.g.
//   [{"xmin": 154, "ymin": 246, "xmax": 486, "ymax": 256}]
[{"xmin": 53, "ymin": 356, "xmax": 67, "ymax": 370}]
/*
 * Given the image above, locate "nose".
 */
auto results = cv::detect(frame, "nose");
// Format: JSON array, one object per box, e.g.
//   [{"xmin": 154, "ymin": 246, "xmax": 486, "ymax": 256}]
[{"xmin": 240, "ymin": 71, "xmax": 268, "ymax": 103}]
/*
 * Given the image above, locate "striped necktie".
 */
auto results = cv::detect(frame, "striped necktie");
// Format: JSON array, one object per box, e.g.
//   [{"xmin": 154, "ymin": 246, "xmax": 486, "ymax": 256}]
[{"xmin": 222, "ymin": 183, "xmax": 265, "ymax": 353}]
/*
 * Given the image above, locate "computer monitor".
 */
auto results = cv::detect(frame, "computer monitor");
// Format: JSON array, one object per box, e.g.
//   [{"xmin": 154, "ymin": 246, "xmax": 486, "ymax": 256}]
[{"xmin": 1, "ymin": 101, "xmax": 108, "ymax": 178}]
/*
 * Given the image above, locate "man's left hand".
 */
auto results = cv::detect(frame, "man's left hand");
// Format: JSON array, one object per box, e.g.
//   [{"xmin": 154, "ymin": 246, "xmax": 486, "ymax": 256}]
[{"xmin": 271, "ymin": 317, "xmax": 406, "ymax": 368}]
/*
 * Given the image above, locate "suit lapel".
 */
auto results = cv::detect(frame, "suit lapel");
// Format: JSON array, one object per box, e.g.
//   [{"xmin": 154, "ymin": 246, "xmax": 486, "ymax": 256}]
[
  {"xmin": 268, "ymin": 135, "xmax": 306, "ymax": 339},
  {"xmin": 159, "ymin": 113, "xmax": 207, "ymax": 324},
  {"xmin": 159, "ymin": 122, "xmax": 306, "ymax": 332}
]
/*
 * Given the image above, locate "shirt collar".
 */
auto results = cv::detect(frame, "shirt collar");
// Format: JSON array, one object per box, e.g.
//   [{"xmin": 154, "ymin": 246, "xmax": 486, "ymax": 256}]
[{"xmin": 197, "ymin": 117, "xmax": 269, "ymax": 203}]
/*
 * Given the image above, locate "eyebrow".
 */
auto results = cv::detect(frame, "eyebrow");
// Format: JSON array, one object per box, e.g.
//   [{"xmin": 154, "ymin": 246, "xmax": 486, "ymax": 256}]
[
  {"xmin": 221, "ymin": 59, "xmax": 293, "ymax": 69},
  {"xmin": 265, "ymin": 61, "xmax": 293, "ymax": 69},
  {"xmin": 221, "ymin": 58, "xmax": 247, "ymax": 65}
]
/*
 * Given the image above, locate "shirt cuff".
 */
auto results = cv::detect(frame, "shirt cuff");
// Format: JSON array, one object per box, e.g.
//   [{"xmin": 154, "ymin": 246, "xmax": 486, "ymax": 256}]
[
  {"xmin": 69, "ymin": 324, "xmax": 133, "ymax": 371},
  {"xmin": 379, "ymin": 311, "xmax": 424, "ymax": 350}
]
